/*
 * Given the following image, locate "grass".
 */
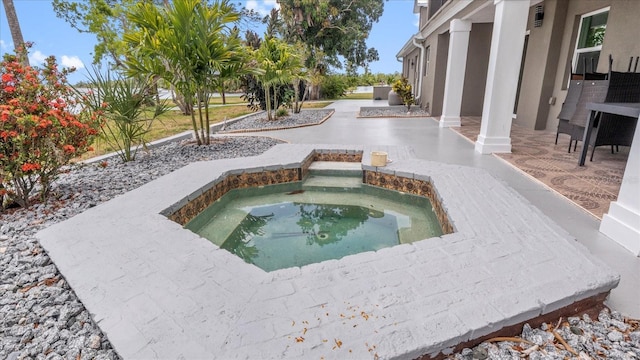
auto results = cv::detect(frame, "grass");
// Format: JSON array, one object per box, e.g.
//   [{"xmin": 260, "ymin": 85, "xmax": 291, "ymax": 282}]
[
  {"xmin": 79, "ymin": 104, "xmax": 254, "ymax": 160},
  {"xmin": 208, "ymin": 95, "xmax": 246, "ymax": 105},
  {"xmin": 78, "ymin": 99, "xmax": 333, "ymax": 161},
  {"xmin": 341, "ymin": 92, "xmax": 373, "ymax": 100}
]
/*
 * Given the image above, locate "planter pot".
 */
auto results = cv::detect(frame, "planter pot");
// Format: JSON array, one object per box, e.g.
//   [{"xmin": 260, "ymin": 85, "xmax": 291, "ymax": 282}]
[
  {"xmin": 370, "ymin": 151, "xmax": 388, "ymax": 167},
  {"xmin": 388, "ymin": 90, "xmax": 403, "ymax": 106}
]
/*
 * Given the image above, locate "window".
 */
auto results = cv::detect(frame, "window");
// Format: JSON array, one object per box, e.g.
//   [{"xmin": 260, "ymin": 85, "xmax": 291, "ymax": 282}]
[
  {"xmin": 572, "ymin": 7, "xmax": 609, "ymax": 75},
  {"xmin": 424, "ymin": 46, "xmax": 430, "ymax": 77}
]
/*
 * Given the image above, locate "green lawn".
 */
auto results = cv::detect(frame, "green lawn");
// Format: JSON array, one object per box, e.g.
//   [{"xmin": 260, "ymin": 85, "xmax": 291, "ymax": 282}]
[
  {"xmin": 77, "ymin": 97, "xmax": 345, "ymax": 161},
  {"xmin": 341, "ymin": 92, "xmax": 373, "ymax": 100}
]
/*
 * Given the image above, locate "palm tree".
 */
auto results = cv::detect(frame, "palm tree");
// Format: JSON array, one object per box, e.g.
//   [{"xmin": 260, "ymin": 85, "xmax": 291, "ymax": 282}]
[
  {"xmin": 124, "ymin": 0, "xmax": 242, "ymax": 145},
  {"xmin": 2, "ymin": 0, "xmax": 29, "ymax": 65},
  {"xmin": 255, "ymin": 37, "xmax": 301, "ymax": 120}
]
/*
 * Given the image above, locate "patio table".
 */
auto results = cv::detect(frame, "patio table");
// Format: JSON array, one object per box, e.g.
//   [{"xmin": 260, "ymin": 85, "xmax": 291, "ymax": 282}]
[{"xmin": 579, "ymin": 102, "xmax": 640, "ymax": 166}]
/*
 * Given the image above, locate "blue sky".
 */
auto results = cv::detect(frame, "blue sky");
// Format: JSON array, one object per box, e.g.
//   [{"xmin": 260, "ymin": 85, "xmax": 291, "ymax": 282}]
[{"xmin": 1, "ymin": 0, "xmax": 418, "ymax": 84}]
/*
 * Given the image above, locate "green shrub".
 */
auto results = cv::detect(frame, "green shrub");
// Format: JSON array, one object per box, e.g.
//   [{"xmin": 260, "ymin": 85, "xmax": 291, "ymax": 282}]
[
  {"xmin": 392, "ymin": 77, "xmax": 415, "ymax": 111},
  {"xmin": 320, "ymin": 75, "xmax": 348, "ymax": 99},
  {"xmin": 275, "ymin": 108, "xmax": 289, "ymax": 118}
]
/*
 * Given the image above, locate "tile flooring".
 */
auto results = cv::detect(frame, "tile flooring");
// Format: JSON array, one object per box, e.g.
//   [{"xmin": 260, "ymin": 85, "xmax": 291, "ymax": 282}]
[{"xmin": 449, "ymin": 117, "xmax": 629, "ymax": 219}]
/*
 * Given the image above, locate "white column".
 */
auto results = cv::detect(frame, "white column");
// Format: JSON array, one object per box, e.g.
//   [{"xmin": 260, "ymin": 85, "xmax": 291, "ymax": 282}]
[
  {"xmin": 600, "ymin": 114, "xmax": 640, "ymax": 256},
  {"xmin": 475, "ymin": 0, "xmax": 529, "ymax": 154},
  {"xmin": 440, "ymin": 19, "xmax": 472, "ymax": 128}
]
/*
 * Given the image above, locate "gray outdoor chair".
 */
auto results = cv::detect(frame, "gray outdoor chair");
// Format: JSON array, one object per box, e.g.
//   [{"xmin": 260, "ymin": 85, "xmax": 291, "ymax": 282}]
[
  {"xmin": 568, "ymin": 80, "xmax": 610, "ymax": 153},
  {"xmin": 556, "ymin": 80, "xmax": 583, "ymax": 151}
]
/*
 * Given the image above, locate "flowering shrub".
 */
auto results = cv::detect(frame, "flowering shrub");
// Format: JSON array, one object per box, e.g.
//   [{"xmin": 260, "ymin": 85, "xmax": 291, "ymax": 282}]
[{"xmin": 0, "ymin": 45, "xmax": 101, "ymax": 208}]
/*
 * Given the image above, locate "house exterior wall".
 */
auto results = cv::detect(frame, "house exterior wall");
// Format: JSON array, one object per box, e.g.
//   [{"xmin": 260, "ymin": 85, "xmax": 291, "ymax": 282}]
[
  {"xmin": 545, "ymin": 0, "xmax": 640, "ymax": 130},
  {"xmin": 515, "ymin": 0, "xmax": 568, "ymax": 130},
  {"xmin": 404, "ymin": 47, "xmax": 421, "ymax": 99},
  {"xmin": 431, "ymin": 32, "xmax": 450, "ymax": 116},
  {"xmin": 461, "ymin": 23, "xmax": 492, "ymax": 116},
  {"xmin": 419, "ymin": 7, "xmax": 429, "ymax": 30}
]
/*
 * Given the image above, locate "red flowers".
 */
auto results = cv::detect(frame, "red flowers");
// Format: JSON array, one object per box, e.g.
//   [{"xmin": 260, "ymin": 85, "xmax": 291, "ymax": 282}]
[
  {"xmin": 1, "ymin": 43, "xmax": 101, "ymax": 208},
  {"xmin": 20, "ymin": 163, "xmax": 41, "ymax": 172}
]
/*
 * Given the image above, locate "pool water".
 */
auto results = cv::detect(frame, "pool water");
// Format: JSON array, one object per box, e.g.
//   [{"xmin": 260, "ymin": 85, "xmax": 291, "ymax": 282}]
[{"xmin": 186, "ymin": 174, "xmax": 443, "ymax": 272}]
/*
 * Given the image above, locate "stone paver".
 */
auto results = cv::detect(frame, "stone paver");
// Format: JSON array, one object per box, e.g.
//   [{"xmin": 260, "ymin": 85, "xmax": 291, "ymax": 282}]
[{"xmin": 37, "ymin": 143, "xmax": 618, "ymax": 359}]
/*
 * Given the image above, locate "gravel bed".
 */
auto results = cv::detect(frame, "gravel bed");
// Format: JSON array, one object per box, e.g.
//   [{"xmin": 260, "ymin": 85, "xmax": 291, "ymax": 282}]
[
  {"xmin": 359, "ymin": 105, "xmax": 430, "ymax": 117},
  {"xmin": 0, "ymin": 136, "xmax": 282, "ymax": 360},
  {"xmin": 219, "ymin": 108, "xmax": 333, "ymax": 132},
  {"xmin": 449, "ymin": 309, "xmax": 640, "ymax": 360},
  {"xmin": 2, "ymin": 134, "xmax": 639, "ymax": 360}
]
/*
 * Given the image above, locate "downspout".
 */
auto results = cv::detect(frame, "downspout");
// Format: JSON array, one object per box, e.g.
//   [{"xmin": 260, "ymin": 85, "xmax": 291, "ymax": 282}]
[{"xmin": 412, "ymin": 36, "xmax": 426, "ymax": 102}]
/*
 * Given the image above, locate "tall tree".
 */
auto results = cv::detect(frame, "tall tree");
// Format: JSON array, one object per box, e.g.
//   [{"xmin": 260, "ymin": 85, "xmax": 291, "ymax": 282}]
[
  {"xmin": 2, "ymin": 0, "xmax": 29, "ymax": 65},
  {"xmin": 52, "ymin": 0, "xmax": 145, "ymax": 67},
  {"xmin": 53, "ymin": 0, "xmax": 261, "ymax": 68},
  {"xmin": 278, "ymin": 0, "xmax": 383, "ymax": 70}
]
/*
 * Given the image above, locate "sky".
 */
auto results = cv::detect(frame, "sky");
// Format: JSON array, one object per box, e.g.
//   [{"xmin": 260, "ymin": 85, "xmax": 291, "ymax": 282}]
[{"xmin": 1, "ymin": 0, "xmax": 419, "ymax": 84}]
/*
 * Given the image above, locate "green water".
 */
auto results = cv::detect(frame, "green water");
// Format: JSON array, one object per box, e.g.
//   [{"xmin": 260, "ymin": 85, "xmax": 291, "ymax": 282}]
[{"xmin": 186, "ymin": 176, "xmax": 443, "ymax": 272}]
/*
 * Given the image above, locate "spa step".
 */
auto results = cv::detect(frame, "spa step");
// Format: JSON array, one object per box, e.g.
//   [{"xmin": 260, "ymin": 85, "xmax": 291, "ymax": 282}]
[
  {"xmin": 308, "ymin": 161, "xmax": 362, "ymax": 177},
  {"xmin": 302, "ymin": 174, "xmax": 363, "ymax": 190}
]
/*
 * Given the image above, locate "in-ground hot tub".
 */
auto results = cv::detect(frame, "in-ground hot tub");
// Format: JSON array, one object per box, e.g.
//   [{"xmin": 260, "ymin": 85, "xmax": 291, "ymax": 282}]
[
  {"xmin": 182, "ymin": 166, "xmax": 444, "ymax": 272},
  {"xmin": 37, "ymin": 144, "xmax": 619, "ymax": 360}
]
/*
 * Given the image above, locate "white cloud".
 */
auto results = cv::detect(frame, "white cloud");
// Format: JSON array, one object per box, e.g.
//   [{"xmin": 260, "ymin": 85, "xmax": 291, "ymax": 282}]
[
  {"xmin": 0, "ymin": 40, "xmax": 7, "ymax": 50},
  {"xmin": 245, "ymin": 0, "xmax": 279, "ymax": 17},
  {"xmin": 414, "ymin": 14, "xmax": 420, "ymax": 28},
  {"xmin": 29, "ymin": 50, "xmax": 47, "ymax": 66},
  {"xmin": 61, "ymin": 55, "xmax": 85, "ymax": 70}
]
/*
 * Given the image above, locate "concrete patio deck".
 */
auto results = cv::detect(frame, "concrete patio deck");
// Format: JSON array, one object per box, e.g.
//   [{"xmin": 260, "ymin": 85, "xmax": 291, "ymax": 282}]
[
  {"xmin": 245, "ymin": 100, "xmax": 639, "ymax": 320},
  {"xmin": 35, "ymin": 100, "xmax": 638, "ymax": 359},
  {"xmin": 38, "ymin": 142, "xmax": 618, "ymax": 359}
]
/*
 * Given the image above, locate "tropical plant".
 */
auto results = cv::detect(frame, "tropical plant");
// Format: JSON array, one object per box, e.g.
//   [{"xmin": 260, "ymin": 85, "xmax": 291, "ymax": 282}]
[
  {"xmin": 0, "ymin": 46, "xmax": 100, "ymax": 208},
  {"xmin": 76, "ymin": 68, "xmax": 169, "ymax": 162},
  {"xmin": 392, "ymin": 77, "xmax": 415, "ymax": 111},
  {"xmin": 254, "ymin": 37, "xmax": 302, "ymax": 120},
  {"xmin": 124, "ymin": 0, "xmax": 243, "ymax": 145}
]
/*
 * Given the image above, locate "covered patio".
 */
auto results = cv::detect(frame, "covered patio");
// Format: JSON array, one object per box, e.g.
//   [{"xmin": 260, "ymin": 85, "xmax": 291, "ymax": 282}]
[
  {"xmin": 450, "ymin": 116, "xmax": 629, "ymax": 219},
  {"xmin": 397, "ymin": 0, "xmax": 640, "ymax": 257}
]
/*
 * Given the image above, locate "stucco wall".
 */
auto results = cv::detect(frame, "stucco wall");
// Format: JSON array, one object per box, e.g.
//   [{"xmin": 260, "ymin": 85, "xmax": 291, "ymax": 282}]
[
  {"xmin": 461, "ymin": 23, "xmax": 492, "ymax": 116},
  {"xmin": 516, "ymin": 0, "xmax": 568, "ymax": 130},
  {"xmin": 431, "ymin": 32, "xmax": 450, "ymax": 116},
  {"xmin": 545, "ymin": 0, "xmax": 640, "ymax": 130},
  {"xmin": 404, "ymin": 47, "xmax": 421, "ymax": 97}
]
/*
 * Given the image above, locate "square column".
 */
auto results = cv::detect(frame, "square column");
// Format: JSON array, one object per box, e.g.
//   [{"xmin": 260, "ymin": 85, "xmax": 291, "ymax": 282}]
[
  {"xmin": 600, "ymin": 114, "xmax": 640, "ymax": 256},
  {"xmin": 475, "ymin": 0, "xmax": 529, "ymax": 154},
  {"xmin": 440, "ymin": 19, "xmax": 472, "ymax": 128}
]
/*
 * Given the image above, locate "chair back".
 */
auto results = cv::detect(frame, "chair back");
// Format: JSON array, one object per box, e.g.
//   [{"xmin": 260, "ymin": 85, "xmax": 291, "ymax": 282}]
[
  {"xmin": 557, "ymin": 80, "xmax": 583, "ymax": 121},
  {"xmin": 569, "ymin": 80, "xmax": 609, "ymax": 127},
  {"xmin": 592, "ymin": 71, "xmax": 640, "ymax": 149},
  {"xmin": 604, "ymin": 71, "xmax": 640, "ymax": 103}
]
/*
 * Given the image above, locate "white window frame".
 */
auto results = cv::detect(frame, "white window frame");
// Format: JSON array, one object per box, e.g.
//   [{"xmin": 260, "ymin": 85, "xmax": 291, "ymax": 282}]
[{"xmin": 571, "ymin": 7, "xmax": 610, "ymax": 73}]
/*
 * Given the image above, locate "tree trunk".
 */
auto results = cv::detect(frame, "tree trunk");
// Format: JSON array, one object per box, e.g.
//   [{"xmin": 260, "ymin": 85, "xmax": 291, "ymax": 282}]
[
  {"xmin": 220, "ymin": 85, "xmax": 227, "ymax": 105},
  {"xmin": 3, "ymin": 0, "xmax": 29, "ymax": 66}
]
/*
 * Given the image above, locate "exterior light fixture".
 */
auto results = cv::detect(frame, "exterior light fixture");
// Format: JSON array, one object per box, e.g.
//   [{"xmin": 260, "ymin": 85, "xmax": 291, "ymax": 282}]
[{"xmin": 534, "ymin": 5, "xmax": 544, "ymax": 27}]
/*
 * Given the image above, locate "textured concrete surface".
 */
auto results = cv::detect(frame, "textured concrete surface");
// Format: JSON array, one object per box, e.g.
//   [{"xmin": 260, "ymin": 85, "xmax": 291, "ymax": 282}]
[
  {"xmin": 242, "ymin": 100, "xmax": 640, "ymax": 319},
  {"xmin": 38, "ymin": 143, "xmax": 618, "ymax": 359}
]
